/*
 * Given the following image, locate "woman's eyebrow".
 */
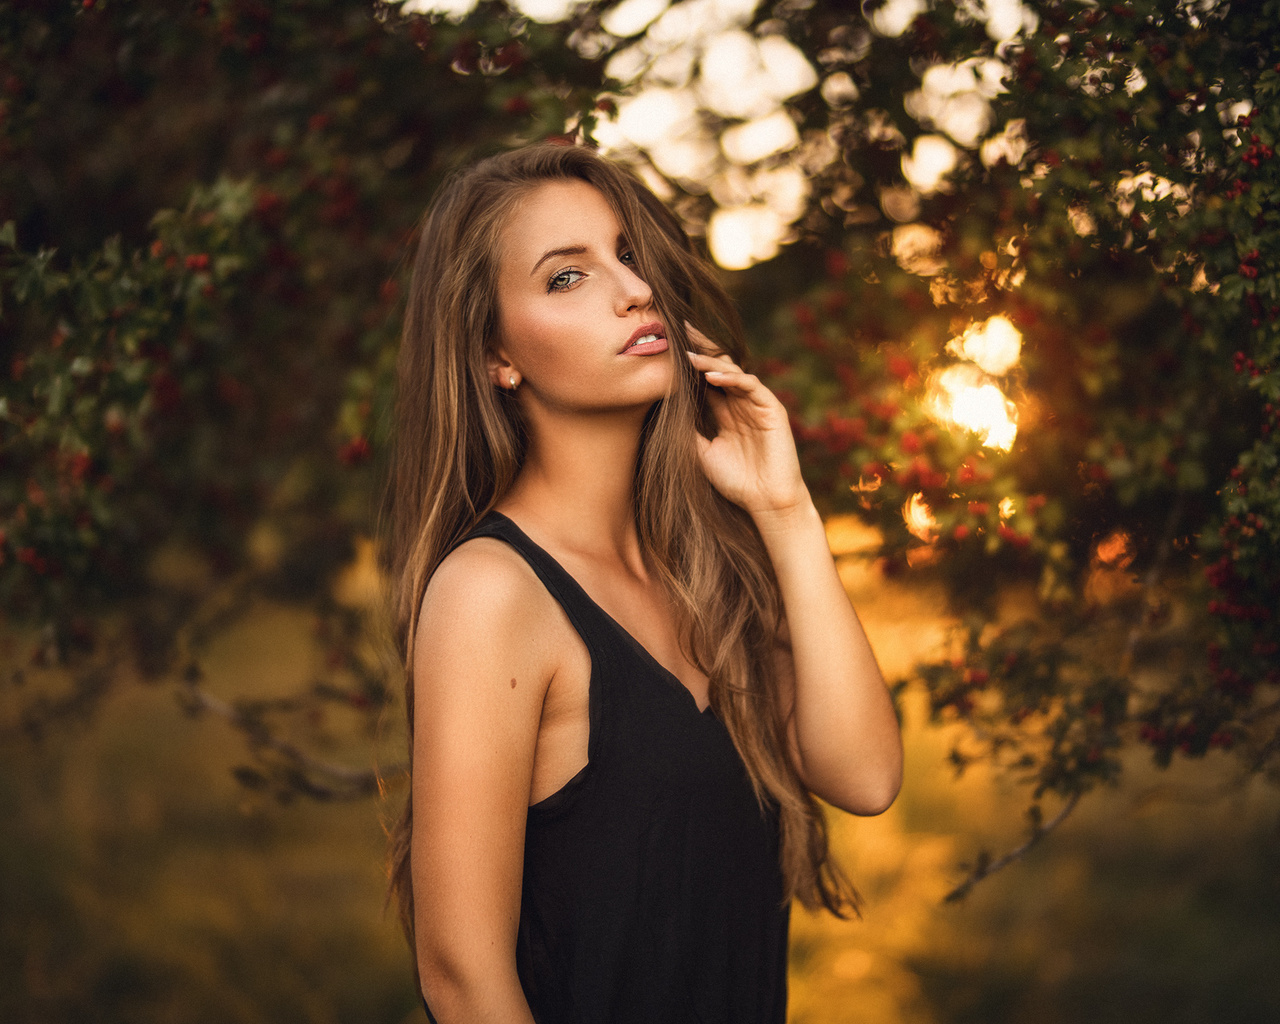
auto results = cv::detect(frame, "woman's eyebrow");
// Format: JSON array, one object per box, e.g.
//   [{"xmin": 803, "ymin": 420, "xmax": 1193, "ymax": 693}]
[{"xmin": 530, "ymin": 244, "xmax": 587, "ymax": 276}]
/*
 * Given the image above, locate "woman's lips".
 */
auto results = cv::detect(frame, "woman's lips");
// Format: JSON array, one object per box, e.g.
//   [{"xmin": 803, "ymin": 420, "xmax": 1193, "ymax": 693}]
[
  {"xmin": 620, "ymin": 321, "xmax": 667, "ymax": 354},
  {"xmin": 621, "ymin": 336, "xmax": 669, "ymax": 356}
]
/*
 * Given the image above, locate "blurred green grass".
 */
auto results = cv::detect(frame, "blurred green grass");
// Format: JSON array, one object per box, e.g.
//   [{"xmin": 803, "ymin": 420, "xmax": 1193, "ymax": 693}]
[{"xmin": 3, "ymin": 553, "xmax": 1278, "ymax": 1023}]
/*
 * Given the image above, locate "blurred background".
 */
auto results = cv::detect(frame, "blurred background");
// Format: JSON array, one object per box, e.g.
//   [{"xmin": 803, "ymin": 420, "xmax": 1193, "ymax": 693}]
[{"xmin": 3, "ymin": 1, "xmax": 1278, "ymax": 1021}]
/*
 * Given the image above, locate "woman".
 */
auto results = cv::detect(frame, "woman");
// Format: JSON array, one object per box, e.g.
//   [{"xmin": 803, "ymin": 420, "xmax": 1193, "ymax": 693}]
[{"xmin": 386, "ymin": 143, "xmax": 902, "ymax": 1024}]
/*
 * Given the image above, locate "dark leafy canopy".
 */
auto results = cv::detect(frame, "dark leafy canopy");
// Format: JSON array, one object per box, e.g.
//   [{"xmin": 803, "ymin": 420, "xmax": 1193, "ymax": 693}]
[
  {"xmin": 745, "ymin": 0, "xmax": 1280, "ymax": 863},
  {"xmin": 0, "ymin": 0, "xmax": 603, "ymax": 772},
  {"xmin": 1, "ymin": 0, "xmax": 1277, "ymax": 883}
]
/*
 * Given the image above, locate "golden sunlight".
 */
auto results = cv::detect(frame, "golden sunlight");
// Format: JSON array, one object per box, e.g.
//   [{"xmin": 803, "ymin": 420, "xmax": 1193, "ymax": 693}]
[
  {"xmin": 903, "ymin": 492, "xmax": 939, "ymax": 543},
  {"xmin": 707, "ymin": 203, "xmax": 787, "ymax": 269},
  {"xmin": 947, "ymin": 314, "xmax": 1022, "ymax": 375},
  {"xmin": 925, "ymin": 363, "xmax": 1019, "ymax": 450},
  {"xmin": 900, "ymin": 133, "xmax": 958, "ymax": 194},
  {"xmin": 1094, "ymin": 529, "xmax": 1134, "ymax": 567}
]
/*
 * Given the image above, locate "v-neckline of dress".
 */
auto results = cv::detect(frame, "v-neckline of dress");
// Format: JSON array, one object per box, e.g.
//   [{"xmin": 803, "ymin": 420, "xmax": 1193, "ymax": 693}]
[{"xmin": 489, "ymin": 511, "xmax": 714, "ymax": 717}]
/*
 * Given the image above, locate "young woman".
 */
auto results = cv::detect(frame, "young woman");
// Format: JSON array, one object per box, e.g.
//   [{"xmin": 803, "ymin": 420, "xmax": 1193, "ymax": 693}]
[{"xmin": 386, "ymin": 144, "xmax": 902, "ymax": 1024}]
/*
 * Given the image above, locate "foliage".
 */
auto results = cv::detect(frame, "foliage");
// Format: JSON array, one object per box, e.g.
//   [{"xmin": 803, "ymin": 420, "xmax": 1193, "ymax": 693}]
[
  {"xmin": 721, "ymin": 0, "xmax": 1280, "ymax": 882},
  {"xmin": 0, "ymin": 0, "xmax": 604, "ymax": 789},
  {"xmin": 2, "ymin": 0, "xmax": 1278, "ymax": 904}
]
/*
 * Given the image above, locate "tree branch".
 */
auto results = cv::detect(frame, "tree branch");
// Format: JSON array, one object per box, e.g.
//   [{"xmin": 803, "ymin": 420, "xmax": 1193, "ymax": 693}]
[
  {"xmin": 1244, "ymin": 696, "xmax": 1280, "ymax": 724},
  {"xmin": 179, "ymin": 675, "xmax": 404, "ymax": 800},
  {"xmin": 1120, "ymin": 494, "xmax": 1185, "ymax": 676},
  {"xmin": 944, "ymin": 791, "xmax": 1081, "ymax": 903}
]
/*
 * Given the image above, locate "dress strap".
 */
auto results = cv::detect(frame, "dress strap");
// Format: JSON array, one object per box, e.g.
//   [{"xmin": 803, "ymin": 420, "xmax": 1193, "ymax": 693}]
[
  {"xmin": 446, "ymin": 510, "xmax": 613, "ymax": 652},
  {"xmin": 444, "ymin": 510, "xmax": 612, "ymax": 798}
]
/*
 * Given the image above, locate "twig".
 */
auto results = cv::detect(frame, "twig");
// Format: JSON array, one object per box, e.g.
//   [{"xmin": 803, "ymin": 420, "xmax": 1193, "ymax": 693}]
[
  {"xmin": 1, "ymin": 635, "xmax": 128, "ymax": 742},
  {"xmin": 1119, "ymin": 494, "xmax": 1184, "ymax": 675},
  {"xmin": 1244, "ymin": 696, "xmax": 1280, "ymax": 724},
  {"xmin": 944, "ymin": 791, "xmax": 1081, "ymax": 902},
  {"xmin": 166, "ymin": 571, "xmax": 405, "ymax": 800},
  {"xmin": 180, "ymin": 675, "xmax": 404, "ymax": 798}
]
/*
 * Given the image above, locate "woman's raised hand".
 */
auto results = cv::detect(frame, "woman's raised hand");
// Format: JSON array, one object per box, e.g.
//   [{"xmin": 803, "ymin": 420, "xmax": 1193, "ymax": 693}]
[{"xmin": 684, "ymin": 324, "xmax": 809, "ymax": 522}]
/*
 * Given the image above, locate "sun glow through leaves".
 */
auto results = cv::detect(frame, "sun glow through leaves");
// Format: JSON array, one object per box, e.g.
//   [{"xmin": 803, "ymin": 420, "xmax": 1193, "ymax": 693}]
[
  {"xmin": 948, "ymin": 315, "xmax": 1023, "ymax": 375},
  {"xmin": 927, "ymin": 315, "xmax": 1024, "ymax": 451},
  {"xmin": 926, "ymin": 364, "xmax": 1019, "ymax": 451},
  {"xmin": 903, "ymin": 492, "xmax": 939, "ymax": 542}
]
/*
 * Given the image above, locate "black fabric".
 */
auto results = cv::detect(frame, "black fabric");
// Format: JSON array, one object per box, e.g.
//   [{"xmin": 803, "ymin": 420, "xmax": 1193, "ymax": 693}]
[{"xmin": 421, "ymin": 509, "xmax": 790, "ymax": 1024}]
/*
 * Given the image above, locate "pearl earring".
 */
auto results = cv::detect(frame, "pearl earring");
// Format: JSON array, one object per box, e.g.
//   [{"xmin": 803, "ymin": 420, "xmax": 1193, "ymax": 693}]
[{"xmin": 509, "ymin": 375, "xmax": 517, "ymax": 389}]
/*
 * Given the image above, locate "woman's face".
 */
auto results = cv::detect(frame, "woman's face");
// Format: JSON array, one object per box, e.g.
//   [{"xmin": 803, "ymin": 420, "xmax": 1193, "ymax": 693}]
[{"xmin": 492, "ymin": 179, "xmax": 673, "ymax": 413}]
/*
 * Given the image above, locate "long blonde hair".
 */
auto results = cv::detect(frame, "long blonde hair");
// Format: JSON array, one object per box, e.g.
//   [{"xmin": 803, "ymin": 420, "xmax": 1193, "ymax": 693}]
[{"xmin": 386, "ymin": 143, "xmax": 856, "ymax": 946}]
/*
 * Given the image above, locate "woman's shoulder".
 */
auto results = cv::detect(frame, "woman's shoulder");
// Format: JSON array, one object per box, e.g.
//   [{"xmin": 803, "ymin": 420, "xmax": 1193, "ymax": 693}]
[
  {"xmin": 422, "ymin": 534, "xmax": 543, "ymax": 625},
  {"xmin": 416, "ymin": 532, "xmax": 565, "ymax": 667}
]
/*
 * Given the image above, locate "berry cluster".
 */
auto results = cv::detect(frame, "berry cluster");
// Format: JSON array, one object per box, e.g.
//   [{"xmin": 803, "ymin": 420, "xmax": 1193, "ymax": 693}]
[
  {"xmin": 1232, "ymin": 350, "xmax": 1264, "ymax": 377},
  {"xmin": 1241, "ymin": 135, "xmax": 1275, "ymax": 170}
]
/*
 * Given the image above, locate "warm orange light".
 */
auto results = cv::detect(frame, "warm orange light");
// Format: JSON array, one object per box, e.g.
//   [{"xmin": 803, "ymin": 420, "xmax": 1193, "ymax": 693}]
[
  {"xmin": 1085, "ymin": 529, "xmax": 1139, "ymax": 605},
  {"xmin": 903, "ymin": 492, "xmax": 939, "ymax": 542},
  {"xmin": 1095, "ymin": 529, "xmax": 1134, "ymax": 568},
  {"xmin": 998, "ymin": 497, "xmax": 1016, "ymax": 520},
  {"xmin": 925, "ymin": 364, "xmax": 1019, "ymax": 450},
  {"xmin": 948, "ymin": 315, "xmax": 1023, "ymax": 375}
]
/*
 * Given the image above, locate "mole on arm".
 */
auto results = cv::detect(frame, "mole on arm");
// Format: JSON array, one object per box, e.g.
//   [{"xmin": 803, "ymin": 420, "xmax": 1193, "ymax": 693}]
[{"xmin": 510, "ymin": 677, "xmax": 517, "ymax": 689}]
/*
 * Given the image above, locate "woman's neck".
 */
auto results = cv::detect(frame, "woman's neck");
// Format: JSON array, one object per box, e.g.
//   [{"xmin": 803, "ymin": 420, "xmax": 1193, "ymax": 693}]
[{"xmin": 496, "ymin": 406, "xmax": 650, "ymax": 572}]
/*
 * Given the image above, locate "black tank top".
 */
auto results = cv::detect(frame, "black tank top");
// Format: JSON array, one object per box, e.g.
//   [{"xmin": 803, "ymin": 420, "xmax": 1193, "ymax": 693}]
[{"xmin": 423, "ymin": 509, "xmax": 790, "ymax": 1024}]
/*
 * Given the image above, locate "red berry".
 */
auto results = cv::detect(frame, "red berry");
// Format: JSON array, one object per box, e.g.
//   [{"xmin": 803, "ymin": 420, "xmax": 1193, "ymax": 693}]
[
  {"xmin": 887, "ymin": 355, "xmax": 915, "ymax": 382},
  {"xmin": 338, "ymin": 436, "xmax": 371, "ymax": 466}
]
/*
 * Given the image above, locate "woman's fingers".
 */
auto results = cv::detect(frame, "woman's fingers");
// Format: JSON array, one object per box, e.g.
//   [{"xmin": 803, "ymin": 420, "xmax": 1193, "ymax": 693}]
[
  {"xmin": 697, "ymin": 366, "xmax": 776, "ymax": 409},
  {"xmin": 686, "ymin": 348, "xmax": 737, "ymax": 368},
  {"xmin": 685, "ymin": 349, "xmax": 744, "ymax": 380},
  {"xmin": 683, "ymin": 322, "xmax": 718, "ymax": 352},
  {"xmin": 683, "ymin": 323, "xmax": 737, "ymax": 363},
  {"xmin": 683, "ymin": 325, "xmax": 776, "ymax": 410}
]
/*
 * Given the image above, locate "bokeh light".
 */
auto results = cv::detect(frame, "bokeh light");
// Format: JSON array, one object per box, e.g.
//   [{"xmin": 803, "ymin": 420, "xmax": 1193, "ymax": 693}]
[
  {"xmin": 901, "ymin": 134, "xmax": 959, "ymax": 194},
  {"xmin": 707, "ymin": 203, "xmax": 787, "ymax": 269},
  {"xmin": 600, "ymin": 0, "xmax": 671, "ymax": 37},
  {"xmin": 903, "ymin": 492, "xmax": 939, "ymax": 543},
  {"xmin": 592, "ymin": 1, "xmax": 820, "ymax": 269},
  {"xmin": 720, "ymin": 110, "xmax": 801, "ymax": 165},
  {"xmin": 891, "ymin": 223, "xmax": 945, "ymax": 276},
  {"xmin": 926, "ymin": 364, "xmax": 1019, "ymax": 451},
  {"xmin": 948, "ymin": 315, "xmax": 1023, "ymax": 375},
  {"xmin": 904, "ymin": 58, "xmax": 1006, "ymax": 149},
  {"xmin": 869, "ymin": 0, "xmax": 926, "ymax": 37}
]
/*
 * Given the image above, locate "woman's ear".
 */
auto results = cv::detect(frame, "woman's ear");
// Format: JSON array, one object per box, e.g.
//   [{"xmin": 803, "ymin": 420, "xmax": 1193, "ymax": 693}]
[{"xmin": 487, "ymin": 345, "xmax": 519, "ymax": 390}]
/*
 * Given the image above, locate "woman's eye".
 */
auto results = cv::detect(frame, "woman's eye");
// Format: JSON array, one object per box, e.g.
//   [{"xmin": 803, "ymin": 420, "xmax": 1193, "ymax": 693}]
[
  {"xmin": 619, "ymin": 250, "xmax": 636, "ymax": 266},
  {"xmin": 547, "ymin": 269, "xmax": 584, "ymax": 292}
]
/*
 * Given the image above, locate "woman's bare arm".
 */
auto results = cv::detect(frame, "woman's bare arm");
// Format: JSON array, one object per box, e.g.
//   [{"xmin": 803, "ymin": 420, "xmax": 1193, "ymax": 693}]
[
  {"xmin": 756, "ymin": 503, "xmax": 902, "ymax": 815},
  {"xmin": 410, "ymin": 540, "xmax": 557, "ymax": 1022},
  {"xmin": 685, "ymin": 340, "xmax": 902, "ymax": 816}
]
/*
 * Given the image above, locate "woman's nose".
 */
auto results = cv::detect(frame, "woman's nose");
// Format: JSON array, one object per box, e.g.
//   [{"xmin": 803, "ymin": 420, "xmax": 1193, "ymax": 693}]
[{"xmin": 617, "ymin": 265, "xmax": 652, "ymax": 314}]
